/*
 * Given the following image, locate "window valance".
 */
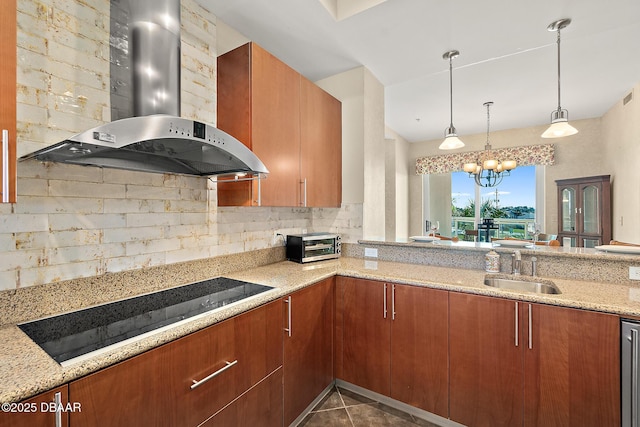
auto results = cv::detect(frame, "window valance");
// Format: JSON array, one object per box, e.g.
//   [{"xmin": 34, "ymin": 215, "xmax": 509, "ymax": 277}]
[{"xmin": 415, "ymin": 144, "xmax": 555, "ymax": 175}]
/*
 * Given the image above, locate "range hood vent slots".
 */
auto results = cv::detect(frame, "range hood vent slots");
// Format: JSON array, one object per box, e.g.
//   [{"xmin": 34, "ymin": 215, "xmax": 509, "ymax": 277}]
[{"xmin": 20, "ymin": 0, "xmax": 268, "ymax": 178}]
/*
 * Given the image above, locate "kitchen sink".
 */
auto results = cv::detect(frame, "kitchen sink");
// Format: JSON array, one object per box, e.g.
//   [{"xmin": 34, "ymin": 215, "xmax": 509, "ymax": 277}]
[{"xmin": 484, "ymin": 276, "xmax": 561, "ymax": 294}]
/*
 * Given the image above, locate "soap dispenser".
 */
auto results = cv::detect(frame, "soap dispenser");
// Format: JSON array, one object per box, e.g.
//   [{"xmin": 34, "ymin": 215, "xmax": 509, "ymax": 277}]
[{"xmin": 485, "ymin": 250, "xmax": 500, "ymax": 273}]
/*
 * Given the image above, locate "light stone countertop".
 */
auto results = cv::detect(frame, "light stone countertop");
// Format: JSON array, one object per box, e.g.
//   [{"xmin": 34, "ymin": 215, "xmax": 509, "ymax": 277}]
[{"xmin": 1, "ymin": 256, "xmax": 640, "ymax": 404}]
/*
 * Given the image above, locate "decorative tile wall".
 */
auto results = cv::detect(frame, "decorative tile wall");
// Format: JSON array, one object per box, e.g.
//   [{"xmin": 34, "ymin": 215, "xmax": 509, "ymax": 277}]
[{"xmin": 0, "ymin": 0, "xmax": 362, "ymax": 291}]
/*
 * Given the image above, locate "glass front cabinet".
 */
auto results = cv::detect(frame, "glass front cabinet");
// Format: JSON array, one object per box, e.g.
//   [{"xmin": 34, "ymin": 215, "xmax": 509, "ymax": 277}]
[{"xmin": 556, "ymin": 175, "xmax": 611, "ymax": 248}]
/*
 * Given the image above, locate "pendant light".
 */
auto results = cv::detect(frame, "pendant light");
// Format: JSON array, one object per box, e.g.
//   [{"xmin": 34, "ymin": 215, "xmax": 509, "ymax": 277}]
[
  {"xmin": 439, "ymin": 50, "xmax": 465, "ymax": 150},
  {"xmin": 542, "ymin": 18, "xmax": 578, "ymax": 138},
  {"xmin": 463, "ymin": 102, "xmax": 516, "ymax": 188}
]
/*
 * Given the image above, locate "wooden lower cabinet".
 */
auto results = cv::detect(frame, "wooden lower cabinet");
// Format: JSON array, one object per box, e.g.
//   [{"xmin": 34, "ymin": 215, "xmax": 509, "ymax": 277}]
[
  {"xmin": 69, "ymin": 301, "xmax": 282, "ymax": 427},
  {"xmin": 450, "ymin": 292, "xmax": 621, "ymax": 427},
  {"xmin": 449, "ymin": 292, "xmax": 524, "ymax": 426},
  {"xmin": 390, "ymin": 283, "xmax": 448, "ymax": 417},
  {"xmin": 0, "ymin": 385, "xmax": 69, "ymax": 427},
  {"xmin": 202, "ymin": 367, "xmax": 283, "ymax": 426},
  {"xmin": 335, "ymin": 276, "xmax": 448, "ymax": 417},
  {"xmin": 283, "ymin": 278, "xmax": 334, "ymax": 426},
  {"xmin": 524, "ymin": 302, "xmax": 620, "ymax": 427}
]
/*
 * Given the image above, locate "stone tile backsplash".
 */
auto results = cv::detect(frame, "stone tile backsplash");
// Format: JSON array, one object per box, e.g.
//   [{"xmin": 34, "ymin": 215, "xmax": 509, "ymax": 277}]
[{"xmin": 0, "ymin": 0, "xmax": 364, "ymax": 291}]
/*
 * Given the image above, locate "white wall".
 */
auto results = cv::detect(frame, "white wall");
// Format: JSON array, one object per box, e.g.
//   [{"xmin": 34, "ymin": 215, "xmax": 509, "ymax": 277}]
[
  {"xmin": 315, "ymin": 67, "xmax": 382, "ymax": 241},
  {"xmin": 384, "ymin": 127, "xmax": 410, "ymax": 239},
  {"xmin": 602, "ymin": 83, "xmax": 640, "ymax": 242}
]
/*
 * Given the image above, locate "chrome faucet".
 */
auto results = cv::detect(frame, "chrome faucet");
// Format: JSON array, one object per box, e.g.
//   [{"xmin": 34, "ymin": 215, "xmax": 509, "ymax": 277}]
[
  {"xmin": 531, "ymin": 256, "xmax": 538, "ymax": 277},
  {"xmin": 512, "ymin": 250, "xmax": 521, "ymax": 276}
]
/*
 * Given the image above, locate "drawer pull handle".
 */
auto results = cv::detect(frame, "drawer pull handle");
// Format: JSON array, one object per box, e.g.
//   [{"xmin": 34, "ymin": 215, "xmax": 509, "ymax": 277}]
[
  {"xmin": 54, "ymin": 391, "xmax": 62, "ymax": 427},
  {"xmin": 190, "ymin": 360, "xmax": 238, "ymax": 390}
]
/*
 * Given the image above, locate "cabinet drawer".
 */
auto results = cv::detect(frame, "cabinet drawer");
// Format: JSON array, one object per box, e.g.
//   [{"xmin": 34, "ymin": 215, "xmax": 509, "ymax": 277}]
[
  {"xmin": 70, "ymin": 301, "xmax": 282, "ymax": 427},
  {"xmin": 201, "ymin": 367, "xmax": 283, "ymax": 426}
]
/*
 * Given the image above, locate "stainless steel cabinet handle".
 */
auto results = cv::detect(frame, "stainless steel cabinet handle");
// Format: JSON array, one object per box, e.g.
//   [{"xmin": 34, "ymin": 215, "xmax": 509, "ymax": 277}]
[
  {"xmin": 528, "ymin": 304, "xmax": 532, "ymax": 350},
  {"xmin": 257, "ymin": 175, "xmax": 262, "ymax": 206},
  {"xmin": 632, "ymin": 328, "xmax": 639, "ymax": 427},
  {"xmin": 54, "ymin": 391, "xmax": 62, "ymax": 427},
  {"xmin": 300, "ymin": 178, "xmax": 307, "ymax": 207},
  {"xmin": 383, "ymin": 283, "xmax": 387, "ymax": 319},
  {"xmin": 391, "ymin": 284, "xmax": 396, "ymax": 320},
  {"xmin": 514, "ymin": 302, "xmax": 519, "ymax": 347},
  {"xmin": 191, "ymin": 360, "xmax": 238, "ymax": 390},
  {"xmin": 2, "ymin": 130, "xmax": 8, "ymax": 203},
  {"xmin": 284, "ymin": 296, "xmax": 292, "ymax": 337}
]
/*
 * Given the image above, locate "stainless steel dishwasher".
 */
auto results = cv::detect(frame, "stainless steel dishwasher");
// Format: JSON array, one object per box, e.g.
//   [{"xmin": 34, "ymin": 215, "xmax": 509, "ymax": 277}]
[{"xmin": 623, "ymin": 319, "xmax": 640, "ymax": 427}]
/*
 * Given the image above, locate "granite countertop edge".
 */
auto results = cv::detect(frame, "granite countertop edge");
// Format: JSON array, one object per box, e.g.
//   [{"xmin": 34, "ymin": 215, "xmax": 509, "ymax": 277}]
[{"xmin": 1, "ymin": 256, "xmax": 639, "ymax": 403}]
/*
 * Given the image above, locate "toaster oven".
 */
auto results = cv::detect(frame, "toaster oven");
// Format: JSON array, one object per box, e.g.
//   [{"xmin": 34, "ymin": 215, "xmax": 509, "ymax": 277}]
[{"xmin": 286, "ymin": 233, "xmax": 341, "ymax": 263}]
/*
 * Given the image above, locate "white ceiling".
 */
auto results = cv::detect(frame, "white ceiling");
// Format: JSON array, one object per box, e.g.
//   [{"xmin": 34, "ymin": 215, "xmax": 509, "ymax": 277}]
[{"xmin": 198, "ymin": 0, "xmax": 640, "ymax": 143}]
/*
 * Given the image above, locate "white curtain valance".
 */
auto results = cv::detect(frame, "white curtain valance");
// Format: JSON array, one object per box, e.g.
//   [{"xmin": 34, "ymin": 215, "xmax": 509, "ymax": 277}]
[{"xmin": 415, "ymin": 144, "xmax": 555, "ymax": 175}]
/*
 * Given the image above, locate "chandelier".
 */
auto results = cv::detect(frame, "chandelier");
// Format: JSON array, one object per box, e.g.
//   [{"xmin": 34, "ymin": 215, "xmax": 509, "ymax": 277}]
[{"xmin": 463, "ymin": 102, "xmax": 516, "ymax": 187}]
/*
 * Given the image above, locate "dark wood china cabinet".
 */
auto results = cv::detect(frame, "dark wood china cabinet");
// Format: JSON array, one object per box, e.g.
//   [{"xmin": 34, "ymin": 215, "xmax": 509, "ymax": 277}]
[{"xmin": 556, "ymin": 175, "xmax": 611, "ymax": 248}]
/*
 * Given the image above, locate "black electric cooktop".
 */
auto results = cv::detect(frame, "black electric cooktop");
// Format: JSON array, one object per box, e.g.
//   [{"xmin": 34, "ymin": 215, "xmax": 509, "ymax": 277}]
[{"xmin": 18, "ymin": 277, "xmax": 273, "ymax": 365}]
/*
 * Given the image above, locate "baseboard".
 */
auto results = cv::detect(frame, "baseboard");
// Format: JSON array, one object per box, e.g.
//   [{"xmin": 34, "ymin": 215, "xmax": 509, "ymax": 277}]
[
  {"xmin": 289, "ymin": 382, "xmax": 335, "ymax": 427},
  {"xmin": 335, "ymin": 380, "xmax": 465, "ymax": 427}
]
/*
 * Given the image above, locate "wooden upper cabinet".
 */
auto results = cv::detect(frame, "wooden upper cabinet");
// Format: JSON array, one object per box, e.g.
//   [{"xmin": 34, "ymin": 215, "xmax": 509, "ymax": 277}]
[
  {"xmin": 300, "ymin": 76, "xmax": 342, "ymax": 207},
  {"xmin": 0, "ymin": 0, "xmax": 17, "ymax": 203},
  {"xmin": 217, "ymin": 42, "xmax": 341, "ymax": 207}
]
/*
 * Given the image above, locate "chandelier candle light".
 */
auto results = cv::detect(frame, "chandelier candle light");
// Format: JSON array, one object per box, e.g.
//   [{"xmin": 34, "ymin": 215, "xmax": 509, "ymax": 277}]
[
  {"xmin": 542, "ymin": 18, "xmax": 578, "ymax": 138},
  {"xmin": 439, "ymin": 50, "xmax": 465, "ymax": 150},
  {"xmin": 463, "ymin": 102, "xmax": 516, "ymax": 188}
]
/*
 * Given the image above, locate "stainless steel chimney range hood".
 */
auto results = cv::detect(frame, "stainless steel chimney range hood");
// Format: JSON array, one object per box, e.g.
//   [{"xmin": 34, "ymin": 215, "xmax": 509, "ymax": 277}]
[{"xmin": 20, "ymin": 0, "xmax": 268, "ymax": 178}]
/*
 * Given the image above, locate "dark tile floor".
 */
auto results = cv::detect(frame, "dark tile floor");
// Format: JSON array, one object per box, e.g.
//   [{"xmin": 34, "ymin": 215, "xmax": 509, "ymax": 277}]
[{"xmin": 298, "ymin": 386, "xmax": 444, "ymax": 427}]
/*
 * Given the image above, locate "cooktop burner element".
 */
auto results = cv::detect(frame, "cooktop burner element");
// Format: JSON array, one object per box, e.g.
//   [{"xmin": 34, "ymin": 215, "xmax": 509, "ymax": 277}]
[{"xmin": 18, "ymin": 277, "xmax": 273, "ymax": 366}]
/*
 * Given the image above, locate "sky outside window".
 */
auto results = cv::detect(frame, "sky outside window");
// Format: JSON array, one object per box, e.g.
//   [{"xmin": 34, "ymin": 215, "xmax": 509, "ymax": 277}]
[{"xmin": 452, "ymin": 166, "xmax": 536, "ymax": 213}]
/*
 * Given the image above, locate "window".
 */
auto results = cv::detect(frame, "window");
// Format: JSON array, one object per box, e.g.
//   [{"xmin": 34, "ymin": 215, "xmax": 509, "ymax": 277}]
[{"xmin": 451, "ymin": 166, "xmax": 537, "ymax": 240}]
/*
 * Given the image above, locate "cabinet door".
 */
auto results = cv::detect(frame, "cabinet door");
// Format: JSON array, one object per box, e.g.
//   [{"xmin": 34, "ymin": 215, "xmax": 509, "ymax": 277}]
[
  {"xmin": 449, "ymin": 292, "xmax": 524, "ymax": 427},
  {"xmin": 283, "ymin": 278, "xmax": 334, "ymax": 425},
  {"xmin": 0, "ymin": 385, "xmax": 68, "ymax": 427},
  {"xmin": 390, "ymin": 284, "xmax": 448, "ymax": 417},
  {"xmin": 0, "ymin": 0, "xmax": 16, "ymax": 203},
  {"xmin": 202, "ymin": 368, "xmax": 283, "ymax": 427},
  {"xmin": 251, "ymin": 44, "xmax": 301, "ymax": 206},
  {"xmin": 217, "ymin": 42, "xmax": 301, "ymax": 207},
  {"xmin": 524, "ymin": 303, "xmax": 620, "ymax": 427},
  {"xmin": 300, "ymin": 76, "xmax": 342, "ymax": 207},
  {"xmin": 70, "ymin": 301, "xmax": 282, "ymax": 427},
  {"xmin": 560, "ymin": 186, "xmax": 577, "ymax": 234},
  {"xmin": 556, "ymin": 176, "xmax": 611, "ymax": 247},
  {"xmin": 337, "ymin": 276, "xmax": 391, "ymax": 395}
]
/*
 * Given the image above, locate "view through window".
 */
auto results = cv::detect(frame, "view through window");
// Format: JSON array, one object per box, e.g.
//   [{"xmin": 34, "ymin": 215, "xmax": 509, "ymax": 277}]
[{"xmin": 451, "ymin": 165, "xmax": 536, "ymax": 241}]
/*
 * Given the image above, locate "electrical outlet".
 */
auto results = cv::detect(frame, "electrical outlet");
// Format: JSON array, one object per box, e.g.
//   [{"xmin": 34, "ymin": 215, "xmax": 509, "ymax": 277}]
[
  {"xmin": 364, "ymin": 248, "xmax": 378, "ymax": 258},
  {"xmin": 630, "ymin": 266, "xmax": 640, "ymax": 280}
]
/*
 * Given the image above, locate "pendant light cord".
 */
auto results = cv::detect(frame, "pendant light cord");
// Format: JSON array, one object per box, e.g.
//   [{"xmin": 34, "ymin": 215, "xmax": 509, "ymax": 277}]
[
  {"xmin": 556, "ymin": 28, "xmax": 562, "ymax": 111},
  {"xmin": 449, "ymin": 56, "xmax": 454, "ymax": 128}
]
